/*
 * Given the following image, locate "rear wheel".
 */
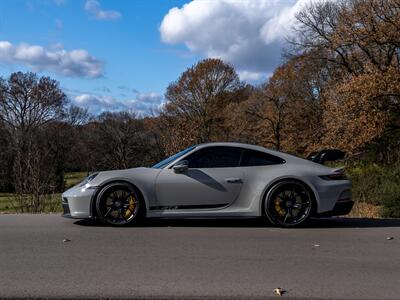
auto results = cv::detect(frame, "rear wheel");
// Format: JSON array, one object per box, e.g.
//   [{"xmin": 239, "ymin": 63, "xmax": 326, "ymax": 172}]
[
  {"xmin": 96, "ymin": 182, "xmax": 141, "ymax": 226},
  {"xmin": 264, "ymin": 180, "xmax": 313, "ymax": 228}
]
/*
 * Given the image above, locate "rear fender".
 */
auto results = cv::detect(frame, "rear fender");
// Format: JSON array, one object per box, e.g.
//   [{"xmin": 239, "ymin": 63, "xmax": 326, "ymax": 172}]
[{"xmin": 259, "ymin": 176, "xmax": 319, "ymax": 216}]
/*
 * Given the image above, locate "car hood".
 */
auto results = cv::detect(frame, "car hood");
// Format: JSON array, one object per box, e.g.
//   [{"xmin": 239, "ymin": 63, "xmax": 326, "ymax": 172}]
[{"xmin": 88, "ymin": 167, "xmax": 161, "ymax": 189}]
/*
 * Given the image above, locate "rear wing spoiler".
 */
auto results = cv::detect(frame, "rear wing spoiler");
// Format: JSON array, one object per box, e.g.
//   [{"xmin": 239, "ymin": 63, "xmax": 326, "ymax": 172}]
[{"xmin": 306, "ymin": 149, "xmax": 346, "ymax": 165}]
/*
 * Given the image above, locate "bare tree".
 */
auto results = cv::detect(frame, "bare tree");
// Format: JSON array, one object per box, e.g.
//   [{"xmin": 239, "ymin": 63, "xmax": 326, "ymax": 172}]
[
  {"xmin": 65, "ymin": 105, "xmax": 90, "ymax": 126},
  {"xmin": 0, "ymin": 72, "xmax": 66, "ymax": 132},
  {"xmin": 0, "ymin": 72, "xmax": 67, "ymax": 212}
]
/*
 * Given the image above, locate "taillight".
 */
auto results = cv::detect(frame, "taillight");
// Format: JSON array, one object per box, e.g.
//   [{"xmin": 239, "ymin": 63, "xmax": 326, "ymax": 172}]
[
  {"xmin": 319, "ymin": 174, "xmax": 347, "ymax": 180},
  {"xmin": 319, "ymin": 168, "xmax": 347, "ymax": 180}
]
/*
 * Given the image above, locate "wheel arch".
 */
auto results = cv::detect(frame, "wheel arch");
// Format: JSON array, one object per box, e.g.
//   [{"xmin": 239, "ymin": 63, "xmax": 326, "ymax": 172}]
[
  {"xmin": 90, "ymin": 179, "xmax": 148, "ymax": 219},
  {"xmin": 259, "ymin": 176, "xmax": 318, "ymax": 216}
]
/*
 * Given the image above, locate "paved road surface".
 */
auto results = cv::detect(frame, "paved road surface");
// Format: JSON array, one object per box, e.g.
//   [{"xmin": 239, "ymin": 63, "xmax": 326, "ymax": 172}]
[{"xmin": 0, "ymin": 214, "xmax": 399, "ymax": 299}]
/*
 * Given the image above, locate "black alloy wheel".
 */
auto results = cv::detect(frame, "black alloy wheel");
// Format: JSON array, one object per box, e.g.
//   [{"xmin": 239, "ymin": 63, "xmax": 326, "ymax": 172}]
[
  {"xmin": 96, "ymin": 182, "xmax": 141, "ymax": 226},
  {"xmin": 265, "ymin": 181, "xmax": 313, "ymax": 227}
]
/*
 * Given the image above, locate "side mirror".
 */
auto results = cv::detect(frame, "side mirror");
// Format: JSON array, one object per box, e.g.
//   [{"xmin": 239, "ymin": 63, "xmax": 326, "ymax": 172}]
[{"xmin": 173, "ymin": 160, "xmax": 189, "ymax": 173}]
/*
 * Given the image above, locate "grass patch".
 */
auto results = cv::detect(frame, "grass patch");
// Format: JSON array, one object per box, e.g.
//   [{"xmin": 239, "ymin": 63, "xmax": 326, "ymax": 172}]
[
  {"xmin": 0, "ymin": 193, "xmax": 14, "ymax": 212},
  {"xmin": 0, "ymin": 171, "xmax": 88, "ymax": 213},
  {"xmin": 346, "ymin": 162, "xmax": 400, "ymax": 218},
  {"xmin": 0, "ymin": 193, "xmax": 62, "ymax": 213},
  {"xmin": 64, "ymin": 171, "xmax": 87, "ymax": 189}
]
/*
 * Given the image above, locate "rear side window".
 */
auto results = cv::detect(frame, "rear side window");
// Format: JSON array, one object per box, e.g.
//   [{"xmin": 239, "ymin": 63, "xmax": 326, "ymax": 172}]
[
  {"xmin": 240, "ymin": 149, "xmax": 285, "ymax": 167},
  {"xmin": 185, "ymin": 146, "xmax": 242, "ymax": 168}
]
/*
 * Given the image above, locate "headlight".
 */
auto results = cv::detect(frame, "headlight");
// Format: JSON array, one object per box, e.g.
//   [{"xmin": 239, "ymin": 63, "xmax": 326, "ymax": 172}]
[{"xmin": 78, "ymin": 173, "xmax": 99, "ymax": 187}]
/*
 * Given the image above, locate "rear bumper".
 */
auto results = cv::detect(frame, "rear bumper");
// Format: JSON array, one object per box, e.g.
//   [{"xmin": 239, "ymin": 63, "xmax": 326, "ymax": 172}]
[
  {"xmin": 317, "ymin": 200, "xmax": 354, "ymax": 217},
  {"xmin": 312, "ymin": 177, "xmax": 352, "ymax": 214}
]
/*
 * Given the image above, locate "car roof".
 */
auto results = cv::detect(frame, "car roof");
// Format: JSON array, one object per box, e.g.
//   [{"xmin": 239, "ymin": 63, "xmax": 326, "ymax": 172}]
[
  {"xmin": 193, "ymin": 142, "xmax": 317, "ymax": 165},
  {"xmin": 195, "ymin": 142, "xmax": 281, "ymax": 155}
]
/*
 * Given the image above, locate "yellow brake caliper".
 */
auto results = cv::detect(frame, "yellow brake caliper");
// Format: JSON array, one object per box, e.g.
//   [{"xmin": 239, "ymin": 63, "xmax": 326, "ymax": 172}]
[
  {"xmin": 124, "ymin": 195, "xmax": 137, "ymax": 218},
  {"xmin": 274, "ymin": 197, "xmax": 286, "ymax": 217}
]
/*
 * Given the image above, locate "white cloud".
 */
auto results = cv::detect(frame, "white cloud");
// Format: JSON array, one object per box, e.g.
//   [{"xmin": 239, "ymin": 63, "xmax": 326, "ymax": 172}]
[
  {"xmin": 0, "ymin": 41, "xmax": 103, "ymax": 78},
  {"xmin": 160, "ymin": 0, "xmax": 319, "ymax": 79},
  {"xmin": 238, "ymin": 70, "xmax": 266, "ymax": 82},
  {"xmin": 73, "ymin": 92, "xmax": 163, "ymax": 115},
  {"xmin": 85, "ymin": 0, "xmax": 121, "ymax": 21}
]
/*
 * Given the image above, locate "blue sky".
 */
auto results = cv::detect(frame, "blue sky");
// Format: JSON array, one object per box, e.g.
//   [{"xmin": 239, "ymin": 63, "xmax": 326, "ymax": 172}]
[{"xmin": 0, "ymin": 0, "xmax": 307, "ymax": 115}]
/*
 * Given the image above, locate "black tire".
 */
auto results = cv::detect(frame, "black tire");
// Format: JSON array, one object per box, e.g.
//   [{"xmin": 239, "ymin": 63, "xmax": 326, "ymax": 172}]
[
  {"xmin": 95, "ymin": 182, "xmax": 142, "ymax": 226},
  {"xmin": 264, "ymin": 180, "xmax": 313, "ymax": 228}
]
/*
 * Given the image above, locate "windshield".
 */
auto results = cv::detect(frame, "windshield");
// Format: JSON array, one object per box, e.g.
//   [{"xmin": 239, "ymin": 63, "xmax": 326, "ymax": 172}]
[{"xmin": 152, "ymin": 146, "xmax": 196, "ymax": 169}]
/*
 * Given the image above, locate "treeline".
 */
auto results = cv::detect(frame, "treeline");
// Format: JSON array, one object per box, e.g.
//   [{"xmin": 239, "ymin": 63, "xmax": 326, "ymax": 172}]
[
  {"xmin": 162, "ymin": 0, "xmax": 400, "ymax": 160},
  {"xmin": 0, "ymin": 78, "xmax": 165, "ymax": 194},
  {"xmin": 0, "ymin": 0, "xmax": 399, "ymax": 214}
]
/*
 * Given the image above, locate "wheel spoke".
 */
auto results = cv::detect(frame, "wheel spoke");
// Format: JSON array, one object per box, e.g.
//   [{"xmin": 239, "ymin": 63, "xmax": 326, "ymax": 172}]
[
  {"xmin": 104, "ymin": 207, "xmax": 112, "ymax": 217},
  {"xmin": 117, "ymin": 209, "xmax": 125, "ymax": 220},
  {"xmin": 293, "ymin": 201, "xmax": 310, "ymax": 208},
  {"xmin": 283, "ymin": 210, "xmax": 291, "ymax": 223}
]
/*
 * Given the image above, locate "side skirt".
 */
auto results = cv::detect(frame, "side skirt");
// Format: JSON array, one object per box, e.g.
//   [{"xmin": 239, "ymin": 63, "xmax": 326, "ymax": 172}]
[{"xmin": 149, "ymin": 203, "xmax": 229, "ymax": 211}]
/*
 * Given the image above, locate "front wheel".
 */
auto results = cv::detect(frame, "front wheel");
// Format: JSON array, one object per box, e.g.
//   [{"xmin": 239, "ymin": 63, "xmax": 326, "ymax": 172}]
[
  {"xmin": 95, "ymin": 182, "xmax": 141, "ymax": 226},
  {"xmin": 264, "ymin": 180, "xmax": 313, "ymax": 228}
]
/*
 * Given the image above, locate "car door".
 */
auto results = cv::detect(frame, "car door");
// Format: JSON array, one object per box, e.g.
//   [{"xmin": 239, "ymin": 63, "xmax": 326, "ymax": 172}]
[{"xmin": 155, "ymin": 146, "xmax": 244, "ymax": 209}]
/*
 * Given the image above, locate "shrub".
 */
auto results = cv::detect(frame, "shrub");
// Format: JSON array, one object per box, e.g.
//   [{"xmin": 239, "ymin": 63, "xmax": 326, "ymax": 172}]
[{"xmin": 346, "ymin": 162, "xmax": 400, "ymax": 217}]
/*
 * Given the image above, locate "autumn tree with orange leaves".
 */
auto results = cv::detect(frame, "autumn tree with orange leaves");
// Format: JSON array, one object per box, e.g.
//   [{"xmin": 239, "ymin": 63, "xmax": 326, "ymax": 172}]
[
  {"xmin": 224, "ymin": 55, "xmax": 326, "ymax": 156},
  {"xmin": 292, "ymin": 0, "xmax": 400, "ymax": 157},
  {"xmin": 161, "ymin": 58, "xmax": 246, "ymax": 154}
]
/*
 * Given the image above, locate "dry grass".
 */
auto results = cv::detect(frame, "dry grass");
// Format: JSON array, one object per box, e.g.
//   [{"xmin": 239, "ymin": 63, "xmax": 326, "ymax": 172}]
[{"xmin": 348, "ymin": 201, "xmax": 381, "ymax": 218}]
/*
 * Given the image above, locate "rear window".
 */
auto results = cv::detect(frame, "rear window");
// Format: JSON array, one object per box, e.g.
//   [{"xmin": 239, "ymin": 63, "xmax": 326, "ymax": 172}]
[{"xmin": 240, "ymin": 149, "xmax": 285, "ymax": 167}]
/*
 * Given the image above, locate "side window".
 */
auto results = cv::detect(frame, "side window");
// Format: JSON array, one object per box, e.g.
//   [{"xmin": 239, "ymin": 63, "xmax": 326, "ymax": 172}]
[
  {"xmin": 184, "ymin": 147, "xmax": 242, "ymax": 168},
  {"xmin": 240, "ymin": 149, "xmax": 285, "ymax": 167}
]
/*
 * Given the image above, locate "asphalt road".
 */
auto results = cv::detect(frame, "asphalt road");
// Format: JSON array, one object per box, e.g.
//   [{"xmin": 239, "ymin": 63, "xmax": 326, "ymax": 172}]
[{"xmin": 0, "ymin": 215, "xmax": 400, "ymax": 299}]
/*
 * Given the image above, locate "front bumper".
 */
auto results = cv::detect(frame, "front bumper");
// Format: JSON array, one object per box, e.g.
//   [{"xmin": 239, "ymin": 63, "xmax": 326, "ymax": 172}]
[
  {"xmin": 61, "ymin": 185, "xmax": 98, "ymax": 219},
  {"xmin": 62, "ymin": 202, "xmax": 72, "ymax": 218}
]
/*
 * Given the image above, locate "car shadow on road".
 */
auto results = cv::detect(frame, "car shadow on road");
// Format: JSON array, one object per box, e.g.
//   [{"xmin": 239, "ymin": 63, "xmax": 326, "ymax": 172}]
[{"xmin": 73, "ymin": 217, "xmax": 400, "ymax": 228}]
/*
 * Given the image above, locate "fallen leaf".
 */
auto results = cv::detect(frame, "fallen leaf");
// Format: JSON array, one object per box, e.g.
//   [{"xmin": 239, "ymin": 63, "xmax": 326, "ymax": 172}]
[{"xmin": 273, "ymin": 287, "xmax": 285, "ymax": 296}]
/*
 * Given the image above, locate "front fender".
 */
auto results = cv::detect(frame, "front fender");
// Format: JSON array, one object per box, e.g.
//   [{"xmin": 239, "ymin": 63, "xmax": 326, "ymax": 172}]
[{"xmin": 88, "ymin": 168, "xmax": 161, "ymax": 216}]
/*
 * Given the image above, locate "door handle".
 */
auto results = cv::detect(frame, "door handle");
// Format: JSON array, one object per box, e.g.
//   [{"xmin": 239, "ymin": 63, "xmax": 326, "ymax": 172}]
[{"xmin": 225, "ymin": 177, "xmax": 242, "ymax": 183}]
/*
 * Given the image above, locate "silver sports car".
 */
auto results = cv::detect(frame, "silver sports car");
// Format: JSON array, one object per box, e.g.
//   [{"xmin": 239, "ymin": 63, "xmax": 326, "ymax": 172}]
[{"xmin": 62, "ymin": 142, "xmax": 353, "ymax": 227}]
